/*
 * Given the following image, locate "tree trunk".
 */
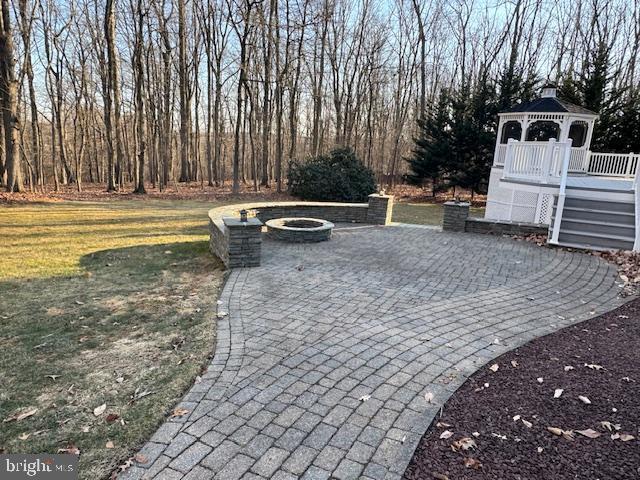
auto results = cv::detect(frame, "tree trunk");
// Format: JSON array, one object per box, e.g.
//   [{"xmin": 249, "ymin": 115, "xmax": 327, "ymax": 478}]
[{"xmin": 0, "ymin": 0, "xmax": 22, "ymax": 192}]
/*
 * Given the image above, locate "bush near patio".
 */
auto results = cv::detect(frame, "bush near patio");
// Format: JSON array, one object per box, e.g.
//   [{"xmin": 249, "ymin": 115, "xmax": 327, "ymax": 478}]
[{"xmin": 287, "ymin": 147, "xmax": 377, "ymax": 202}]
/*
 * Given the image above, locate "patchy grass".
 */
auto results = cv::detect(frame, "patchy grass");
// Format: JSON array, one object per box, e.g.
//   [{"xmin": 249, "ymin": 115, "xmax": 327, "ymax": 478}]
[
  {"xmin": 392, "ymin": 202, "xmax": 485, "ymax": 226},
  {"xmin": 0, "ymin": 200, "xmax": 224, "ymax": 479}
]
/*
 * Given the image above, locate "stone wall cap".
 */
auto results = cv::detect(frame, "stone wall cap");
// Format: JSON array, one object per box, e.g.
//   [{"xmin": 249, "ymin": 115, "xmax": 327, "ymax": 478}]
[
  {"xmin": 223, "ymin": 217, "xmax": 263, "ymax": 227},
  {"xmin": 443, "ymin": 201, "xmax": 470, "ymax": 207},
  {"xmin": 368, "ymin": 193, "xmax": 394, "ymax": 199}
]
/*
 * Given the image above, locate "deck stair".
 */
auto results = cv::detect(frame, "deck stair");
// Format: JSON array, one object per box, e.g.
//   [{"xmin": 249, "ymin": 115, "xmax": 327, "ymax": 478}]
[{"xmin": 551, "ymin": 196, "xmax": 635, "ymax": 251}]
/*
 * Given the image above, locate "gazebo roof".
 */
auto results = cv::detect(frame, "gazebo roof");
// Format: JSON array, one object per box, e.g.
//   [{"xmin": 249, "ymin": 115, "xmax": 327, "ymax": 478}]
[{"xmin": 500, "ymin": 96, "xmax": 596, "ymax": 116}]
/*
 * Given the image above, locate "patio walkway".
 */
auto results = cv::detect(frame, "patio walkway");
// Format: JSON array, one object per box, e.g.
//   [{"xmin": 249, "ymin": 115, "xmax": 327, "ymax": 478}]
[{"xmin": 121, "ymin": 225, "xmax": 625, "ymax": 480}]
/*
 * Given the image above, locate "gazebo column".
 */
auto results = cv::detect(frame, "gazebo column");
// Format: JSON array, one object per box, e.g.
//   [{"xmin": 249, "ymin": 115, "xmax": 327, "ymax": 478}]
[
  {"xmin": 494, "ymin": 117, "xmax": 505, "ymax": 161},
  {"xmin": 558, "ymin": 118, "xmax": 571, "ymax": 143},
  {"xmin": 584, "ymin": 120, "xmax": 596, "ymax": 151},
  {"xmin": 519, "ymin": 117, "xmax": 528, "ymax": 141}
]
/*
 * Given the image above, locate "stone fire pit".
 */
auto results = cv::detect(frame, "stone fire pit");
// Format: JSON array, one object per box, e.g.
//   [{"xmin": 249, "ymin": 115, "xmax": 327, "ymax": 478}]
[{"xmin": 265, "ymin": 217, "xmax": 334, "ymax": 243}]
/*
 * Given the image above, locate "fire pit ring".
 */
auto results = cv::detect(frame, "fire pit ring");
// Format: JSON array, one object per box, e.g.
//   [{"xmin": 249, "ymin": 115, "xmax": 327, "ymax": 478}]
[{"xmin": 265, "ymin": 217, "xmax": 334, "ymax": 243}]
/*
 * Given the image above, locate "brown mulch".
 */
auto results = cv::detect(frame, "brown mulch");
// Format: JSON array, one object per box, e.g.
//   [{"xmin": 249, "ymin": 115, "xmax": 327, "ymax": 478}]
[
  {"xmin": 404, "ymin": 299, "xmax": 640, "ymax": 480},
  {"xmin": 390, "ymin": 184, "xmax": 486, "ymax": 206},
  {"xmin": 0, "ymin": 182, "xmax": 487, "ymax": 206},
  {"xmin": 0, "ymin": 183, "xmax": 294, "ymax": 204}
]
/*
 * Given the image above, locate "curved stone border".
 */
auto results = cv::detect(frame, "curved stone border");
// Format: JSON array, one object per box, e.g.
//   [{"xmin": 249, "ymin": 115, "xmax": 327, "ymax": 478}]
[
  {"xmin": 208, "ymin": 195, "xmax": 393, "ymax": 268},
  {"xmin": 265, "ymin": 218, "xmax": 334, "ymax": 243}
]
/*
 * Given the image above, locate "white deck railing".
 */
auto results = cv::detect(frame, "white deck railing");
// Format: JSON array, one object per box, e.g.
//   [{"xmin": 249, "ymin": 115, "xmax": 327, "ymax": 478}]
[
  {"xmin": 496, "ymin": 142, "xmax": 639, "ymax": 180},
  {"xmin": 569, "ymin": 148, "xmax": 589, "ymax": 172},
  {"xmin": 549, "ymin": 146, "xmax": 572, "ymax": 245},
  {"xmin": 494, "ymin": 144, "xmax": 507, "ymax": 166},
  {"xmin": 586, "ymin": 152, "xmax": 639, "ymax": 177},
  {"xmin": 502, "ymin": 139, "xmax": 569, "ymax": 183}
]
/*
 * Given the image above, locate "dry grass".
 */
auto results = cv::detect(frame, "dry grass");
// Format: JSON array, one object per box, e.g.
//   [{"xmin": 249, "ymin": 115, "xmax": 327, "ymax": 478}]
[{"xmin": 0, "ymin": 199, "xmax": 224, "ymax": 479}]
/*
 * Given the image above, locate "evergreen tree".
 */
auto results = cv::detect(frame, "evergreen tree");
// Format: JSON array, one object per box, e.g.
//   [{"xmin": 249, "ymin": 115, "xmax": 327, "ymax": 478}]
[
  {"xmin": 406, "ymin": 91, "xmax": 451, "ymax": 196},
  {"xmin": 448, "ymin": 77, "xmax": 496, "ymax": 196}
]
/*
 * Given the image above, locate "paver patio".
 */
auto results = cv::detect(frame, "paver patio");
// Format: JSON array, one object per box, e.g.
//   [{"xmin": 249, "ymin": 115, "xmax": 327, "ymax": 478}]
[{"xmin": 121, "ymin": 225, "xmax": 625, "ymax": 480}]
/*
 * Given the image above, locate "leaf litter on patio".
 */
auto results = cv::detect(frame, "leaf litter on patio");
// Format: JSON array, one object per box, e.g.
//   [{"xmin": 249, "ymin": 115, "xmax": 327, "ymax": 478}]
[{"xmin": 404, "ymin": 298, "xmax": 640, "ymax": 480}]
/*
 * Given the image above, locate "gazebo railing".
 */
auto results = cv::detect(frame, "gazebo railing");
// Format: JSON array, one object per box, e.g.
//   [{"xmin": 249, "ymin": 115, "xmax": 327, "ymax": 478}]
[
  {"xmin": 586, "ymin": 152, "xmax": 639, "ymax": 178},
  {"xmin": 502, "ymin": 139, "xmax": 570, "ymax": 183}
]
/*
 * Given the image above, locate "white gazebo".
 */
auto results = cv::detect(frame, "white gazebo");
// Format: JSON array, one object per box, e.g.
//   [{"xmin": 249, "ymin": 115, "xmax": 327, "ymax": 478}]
[
  {"xmin": 494, "ymin": 84, "xmax": 597, "ymax": 173},
  {"xmin": 485, "ymin": 83, "xmax": 640, "ymax": 251}
]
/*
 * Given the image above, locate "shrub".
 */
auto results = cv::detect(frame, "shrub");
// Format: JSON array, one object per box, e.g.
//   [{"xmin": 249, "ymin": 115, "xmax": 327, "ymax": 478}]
[{"xmin": 287, "ymin": 147, "xmax": 377, "ymax": 202}]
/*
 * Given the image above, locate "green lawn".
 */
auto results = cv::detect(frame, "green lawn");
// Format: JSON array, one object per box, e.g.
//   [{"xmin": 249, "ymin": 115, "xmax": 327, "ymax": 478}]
[
  {"xmin": 392, "ymin": 202, "xmax": 485, "ymax": 225},
  {"xmin": 0, "ymin": 200, "xmax": 224, "ymax": 479},
  {"xmin": 0, "ymin": 198, "xmax": 467, "ymax": 479}
]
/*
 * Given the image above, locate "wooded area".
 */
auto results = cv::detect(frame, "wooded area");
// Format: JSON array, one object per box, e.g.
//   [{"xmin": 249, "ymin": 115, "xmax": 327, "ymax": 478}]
[{"xmin": 0, "ymin": 0, "xmax": 638, "ymax": 193}]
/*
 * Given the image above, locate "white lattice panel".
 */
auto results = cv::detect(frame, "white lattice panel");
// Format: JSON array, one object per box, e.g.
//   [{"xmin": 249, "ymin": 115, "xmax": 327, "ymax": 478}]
[
  {"xmin": 486, "ymin": 201, "xmax": 511, "ymax": 220},
  {"xmin": 512, "ymin": 190, "xmax": 539, "ymax": 207},
  {"xmin": 511, "ymin": 205, "xmax": 536, "ymax": 222},
  {"xmin": 537, "ymin": 193, "xmax": 554, "ymax": 225}
]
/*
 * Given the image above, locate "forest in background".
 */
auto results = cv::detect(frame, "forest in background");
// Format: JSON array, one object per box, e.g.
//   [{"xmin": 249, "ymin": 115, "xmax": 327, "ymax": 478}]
[{"xmin": 0, "ymin": 0, "xmax": 638, "ymax": 194}]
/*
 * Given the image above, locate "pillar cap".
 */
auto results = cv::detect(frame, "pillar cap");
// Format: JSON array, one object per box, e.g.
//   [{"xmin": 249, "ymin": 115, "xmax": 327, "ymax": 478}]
[{"xmin": 223, "ymin": 217, "xmax": 263, "ymax": 227}]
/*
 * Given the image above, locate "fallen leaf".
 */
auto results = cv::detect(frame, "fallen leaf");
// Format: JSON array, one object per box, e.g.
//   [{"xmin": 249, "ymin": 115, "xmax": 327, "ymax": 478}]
[
  {"xmin": 75, "ymin": 300, "xmax": 84, "ymax": 305},
  {"xmin": 431, "ymin": 473, "xmax": 449, "ymax": 480},
  {"xmin": 547, "ymin": 427, "xmax": 574, "ymax": 440},
  {"xmin": 452, "ymin": 437, "xmax": 476, "ymax": 451},
  {"xmin": 619, "ymin": 434, "xmax": 635, "ymax": 442},
  {"xmin": 134, "ymin": 454, "xmax": 148, "ymax": 464},
  {"xmin": 584, "ymin": 363, "xmax": 604, "ymax": 371},
  {"xmin": 93, "ymin": 404, "xmax": 107, "ymax": 416},
  {"xmin": 522, "ymin": 419, "xmax": 533, "ymax": 428},
  {"xmin": 576, "ymin": 429, "xmax": 601, "ymax": 439},
  {"xmin": 578, "ymin": 395, "xmax": 592, "ymax": 405},
  {"xmin": 106, "ymin": 413, "xmax": 120, "ymax": 423},
  {"xmin": 3, "ymin": 408, "xmax": 38, "ymax": 423},
  {"xmin": 489, "ymin": 364, "xmax": 499, "ymax": 372},
  {"xmin": 424, "ymin": 392, "xmax": 434, "ymax": 403},
  {"xmin": 472, "ymin": 431, "xmax": 480, "ymax": 437},
  {"xmin": 105, "ymin": 441, "xmax": 114, "ymax": 449},
  {"xmin": 463, "ymin": 457, "xmax": 482, "ymax": 469},
  {"xmin": 46, "ymin": 375, "xmax": 61, "ymax": 381},
  {"xmin": 436, "ymin": 422, "xmax": 451, "ymax": 428},
  {"xmin": 510, "ymin": 360, "xmax": 519, "ymax": 367},
  {"xmin": 537, "ymin": 377, "xmax": 544, "ymax": 384},
  {"xmin": 439, "ymin": 430, "xmax": 454, "ymax": 440},
  {"xmin": 81, "ymin": 426, "xmax": 90, "ymax": 433},
  {"xmin": 57, "ymin": 445, "xmax": 80, "ymax": 455},
  {"xmin": 491, "ymin": 433, "xmax": 507, "ymax": 440},
  {"xmin": 513, "ymin": 415, "xmax": 521, "ymax": 421},
  {"xmin": 359, "ymin": 395, "xmax": 371, "ymax": 402},
  {"xmin": 554, "ymin": 389, "xmax": 564, "ymax": 398},
  {"xmin": 537, "ymin": 446, "xmax": 544, "ymax": 453},
  {"xmin": 171, "ymin": 407, "xmax": 189, "ymax": 418},
  {"xmin": 18, "ymin": 433, "xmax": 31, "ymax": 440},
  {"xmin": 564, "ymin": 366, "xmax": 574, "ymax": 372}
]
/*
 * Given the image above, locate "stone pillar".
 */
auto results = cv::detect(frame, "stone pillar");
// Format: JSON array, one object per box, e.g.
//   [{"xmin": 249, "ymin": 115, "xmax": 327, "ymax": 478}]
[
  {"xmin": 442, "ymin": 201, "xmax": 470, "ymax": 232},
  {"xmin": 223, "ymin": 217, "xmax": 263, "ymax": 268},
  {"xmin": 367, "ymin": 193, "xmax": 394, "ymax": 225}
]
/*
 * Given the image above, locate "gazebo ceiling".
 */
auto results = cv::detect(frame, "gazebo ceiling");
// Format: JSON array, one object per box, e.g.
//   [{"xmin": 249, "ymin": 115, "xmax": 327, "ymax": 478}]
[{"xmin": 500, "ymin": 96, "xmax": 596, "ymax": 116}]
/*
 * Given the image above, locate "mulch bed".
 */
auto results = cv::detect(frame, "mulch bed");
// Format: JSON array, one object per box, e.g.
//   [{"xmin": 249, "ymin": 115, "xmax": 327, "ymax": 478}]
[{"xmin": 404, "ymin": 298, "xmax": 640, "ymax": 480}]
